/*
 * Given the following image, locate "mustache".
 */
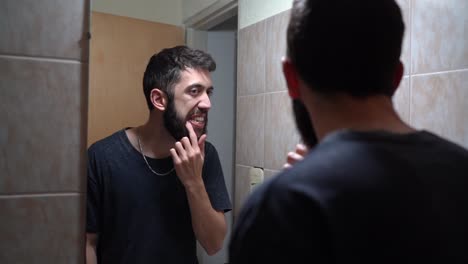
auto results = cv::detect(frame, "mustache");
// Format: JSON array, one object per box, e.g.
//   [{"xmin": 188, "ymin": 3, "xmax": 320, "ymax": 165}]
[{"xmin": 188, "ymin": 108, "xmax": 208, "ymax": 116}]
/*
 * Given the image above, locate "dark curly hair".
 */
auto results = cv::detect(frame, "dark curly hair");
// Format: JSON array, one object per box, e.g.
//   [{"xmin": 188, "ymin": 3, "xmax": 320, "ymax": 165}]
[
  {"xmin": 142, "ymin": 45, "xmax": 216, "ymax": 110},
  {"xmin": 287, "ymin": 0, "xmax": 404, "ymax": 97}
]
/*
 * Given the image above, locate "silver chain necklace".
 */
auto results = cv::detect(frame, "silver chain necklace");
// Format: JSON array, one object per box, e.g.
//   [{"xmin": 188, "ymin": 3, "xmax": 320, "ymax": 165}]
[{"xmin": 137, "ymin": 132, "xmax": 174, "ymax": 176}]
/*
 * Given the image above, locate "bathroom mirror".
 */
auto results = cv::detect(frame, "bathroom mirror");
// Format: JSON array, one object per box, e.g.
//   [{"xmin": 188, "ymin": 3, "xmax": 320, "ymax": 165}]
[{"xmin": 87, "ymin": 1, "xmax": 237, "ymax": 264}]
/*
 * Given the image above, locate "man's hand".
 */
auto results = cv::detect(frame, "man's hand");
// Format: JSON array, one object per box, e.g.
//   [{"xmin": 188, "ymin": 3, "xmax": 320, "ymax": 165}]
[
  {"xmin": 170, "ymin": 122, "xmax": 227, "ymax": 255},
  {"xmin": 170, "ymin": 122, "xmax": 207, "ymax": 187},
  {"xmin": 283, "ymin": 143, "xmax": 309, "ymax": 169}
]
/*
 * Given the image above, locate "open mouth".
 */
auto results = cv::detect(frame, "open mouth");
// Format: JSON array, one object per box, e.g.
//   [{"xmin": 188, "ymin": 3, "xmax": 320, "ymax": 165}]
[{"xmin": 188, "ymin": 115, "xmax": 206, "ymax": 129}]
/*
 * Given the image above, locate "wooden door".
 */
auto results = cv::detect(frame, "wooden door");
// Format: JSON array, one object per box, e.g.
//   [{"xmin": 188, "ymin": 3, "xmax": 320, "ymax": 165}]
[{"xmin": 88, "ymin": 12, "xmax": 184, "ymax": 146}]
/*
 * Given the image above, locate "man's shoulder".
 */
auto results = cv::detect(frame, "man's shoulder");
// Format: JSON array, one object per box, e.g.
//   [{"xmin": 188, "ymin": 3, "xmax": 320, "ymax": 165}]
[
  {"xmin": 423, "ymin": 131, "xmax": 468, "ymax": 160},
  {"xmin": 204, "ymin": 140, "xmax": 216, "ymax": 152},
  {"xmin": 238, "ymin": 167, "xmax": 325, "ymax": 232},
  {"xmin": 257, "ymin": 140, "xmax": 376, "ymax": 202},
  {"xmin": 270, "ymin": 130, "xmax": 468, "ymax": 200},
  {"xmin": 203, "ymin": 140, "xmax": 220, "ymax": 160},
  {"xmin": 248, "ymin": 164, "xmax": 325, "ymax": 207},
  {"xmin": 88, "ymin": 129, "xmax": 126, "ymax": 157},
  {"xmin": 282, "ymin": 139, "xmax": 364, "ymax": 181}
]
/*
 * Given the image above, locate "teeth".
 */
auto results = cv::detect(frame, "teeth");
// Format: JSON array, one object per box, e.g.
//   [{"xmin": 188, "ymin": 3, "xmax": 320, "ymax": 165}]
[{"xmin": 192, "ymin": 117, "xmax": 204, "ymax": 123}]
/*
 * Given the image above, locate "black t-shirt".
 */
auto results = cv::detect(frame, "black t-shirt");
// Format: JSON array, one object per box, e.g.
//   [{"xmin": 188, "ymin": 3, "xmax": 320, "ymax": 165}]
[
  {"xmin": 87, "ymin": 129, "xmax": 232, "ymax": 264},
  {"xmin": 229, "ymin": 130, "xmax": 468, "ymax": 264}
]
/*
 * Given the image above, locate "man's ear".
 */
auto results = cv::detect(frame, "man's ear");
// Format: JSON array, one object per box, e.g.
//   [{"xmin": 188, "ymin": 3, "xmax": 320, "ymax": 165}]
[
  {"xmin": 282, "ymin": 58, "xmax": 300, "ymax": 99},
  {"xmin": 391, "ymin": 61, "xmax": 404, "ymax": 95},
  {"xmin": 150, "ymin": 89, "xmax": 167, "ymax": 111}
]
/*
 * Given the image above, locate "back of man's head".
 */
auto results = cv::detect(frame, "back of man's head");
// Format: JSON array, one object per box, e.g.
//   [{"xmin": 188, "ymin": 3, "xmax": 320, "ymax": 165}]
[{"xmin": 287, "ymin": 0, "xmax": 404, "ymax": 97}]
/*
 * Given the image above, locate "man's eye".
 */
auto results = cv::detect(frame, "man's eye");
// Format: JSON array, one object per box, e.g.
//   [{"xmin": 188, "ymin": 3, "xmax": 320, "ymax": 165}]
[
  {"xmin": 190, "ymin": 88, "xmax": 199, "ymax": 95},
  {"xmin": 207, "ymin": 89, "xmax": 214, "ymax": 97}
]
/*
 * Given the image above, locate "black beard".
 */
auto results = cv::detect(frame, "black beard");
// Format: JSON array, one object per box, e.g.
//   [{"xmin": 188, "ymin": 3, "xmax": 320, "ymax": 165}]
[
  {"xmin": 292, "ymin": 99, "xmax": 317, "ymax": 148},
  {"xmin": 163, "ymin": 97, "xmax": 208, "ymax": 141}
]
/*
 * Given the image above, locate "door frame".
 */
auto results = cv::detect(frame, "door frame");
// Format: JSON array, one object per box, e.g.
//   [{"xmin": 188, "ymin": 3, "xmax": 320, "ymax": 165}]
[{"xmin": 184, "ymin": 0, "xmax": 238, "ymax": 30}]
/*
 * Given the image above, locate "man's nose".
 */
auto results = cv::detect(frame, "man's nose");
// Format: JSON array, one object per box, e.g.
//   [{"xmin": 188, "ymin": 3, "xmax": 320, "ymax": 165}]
[{"xmin": 198, "ymin": 92, "xmax": 211, "ymax": 110}]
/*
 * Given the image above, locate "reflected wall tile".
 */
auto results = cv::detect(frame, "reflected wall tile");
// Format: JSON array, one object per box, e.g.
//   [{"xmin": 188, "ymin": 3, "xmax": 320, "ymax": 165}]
[
  {"xmin": 393, "ymin": 76, "xmax": 410, "ymax": 123},
  {"xmin": 237, "ymin": 20, "xmax": 266, "ymax": 96},
  {"xmin": 0, "ymin": 195, "xmax": 84, "ymax": 263},
  {"xmin": 396, "ymin": 0, "xmax": 411, "ymax": 75},
  {"xmin": 0, "ymin": 0, "xmax": 89, "ymax": 61},
  {"xmin": 411, "ymin": 70, "xmax": 468, "ymax": 148},
  {"xmin": 0, "ymin": 58, "xmax": 87, "ymax": 194},
  {"xmin": 234, "ymin": 165, "xmax": 251, "ymax": 220},
  {"xmin": 411, "ymin": 0, "xmax": 468, "ymax": 74},
  {"xmin": 236, "ymin": 95, "xmax": 265, "ymax": 167},
  {"xmin": 265, "ymin": 10, "xmax": 291, "ymax": 92},
  {"xmin": 264, "ymin": 92, "xmax": 301, "ymax": 171}
]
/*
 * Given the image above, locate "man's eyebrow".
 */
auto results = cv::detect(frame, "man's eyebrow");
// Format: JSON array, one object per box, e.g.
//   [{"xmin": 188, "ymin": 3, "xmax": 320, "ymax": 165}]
[
  {"xmin": 186, "ymin": 83, "xmax": 204, "ymax": 89},
  {"xmin": 186, "ymin": 84, "xmax": 214, "ymax": 90}
]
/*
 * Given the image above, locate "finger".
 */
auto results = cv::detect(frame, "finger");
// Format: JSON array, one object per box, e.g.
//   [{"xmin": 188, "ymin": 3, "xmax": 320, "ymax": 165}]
[
  {"xmin": 180, "ymin": 137, "xmax": 193, "ymax": 155},
  {"xmin": 296, "ymin": 143, "xmax": 309, "ymax": 156},
  {"xmin": 286, "ymin": 152, "xmax": 295, "ymax": 165},
  {"xmin": 291, "ymin": 151, "xmax": 305, "ymax": 161},
  {"xmin": 286, "ymin": 151, "xmax": 303, "ymax": 165},
  {"xmin": 185, "ymin": 122, "xmax": 199, "ymax": 149},
  {"xmin": 198, "ymin": 134, "xmax": 207, "ymax": 157},
  {"xmin": 283, "ymin": 163, "xmax": 291, "ymax": 169},
  {"xmin": 170, "ymin": 148, "xmax": 181, "ymax": 165},
  {"xmin": 174, "ymin": 141, "xmax": 187, "ymax": 160}
]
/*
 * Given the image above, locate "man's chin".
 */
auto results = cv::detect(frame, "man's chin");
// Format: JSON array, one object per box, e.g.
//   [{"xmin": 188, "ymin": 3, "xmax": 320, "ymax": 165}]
[
  {"xmin": 187, "ymin": 121, "xmax": 207, "ymax": 138},
  {"xmin": 194, "ymin": 128, "xmax": 206, "ymax": 139}
]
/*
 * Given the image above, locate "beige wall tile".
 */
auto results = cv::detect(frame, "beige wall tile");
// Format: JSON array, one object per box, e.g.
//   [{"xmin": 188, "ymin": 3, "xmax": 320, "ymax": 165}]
[
  {"xmin": 265, "ymin": 10, "xmax": 290, "ymax": 93},
  {"xmin": 234, "ymin": 165, "xmax": 251, "ymax": 220},
  {"xmin": 236, "ymin": 95, "xmax": 265, "ymax": 167},
  {"xmin": 0, "ymin": 58, "xmax": 87, "ymax": 194},
  {"xmin": 0, "ymin": 0, "xmax": 89, "ymax": 61},
  {"xmin": 237, "ymin": 20, "xmax": 266, "ymax": 96},
  {"xmin": 264, "ymin": 91, "xmax": 301, "ymax": 170},
  {"xmin": 393, "ymin": 76, "xmax": 411, "ymax": 123},
  {"xmin": 411, "ymin": 0, "xmax": 468, "ymax": 74},
  {"xmin": 396, "ymin": 0, "xmax": 411, "ymax": 75},
  {"xmin": 0, "ymin": 195, "xmax": 85, "ymax": 263},
  {"xmin": 411, "ymin": 70, "xmax": 468, "ymax": 148}
]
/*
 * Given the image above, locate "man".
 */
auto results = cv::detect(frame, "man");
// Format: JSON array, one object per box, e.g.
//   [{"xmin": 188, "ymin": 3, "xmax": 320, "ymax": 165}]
[
  {"xmin": 229, "ymin": 0, "xmax": 468, "ymax": 263},
  {"xmin": 86, "ymin": 46, "xmax": 232, "ymax": 263}
]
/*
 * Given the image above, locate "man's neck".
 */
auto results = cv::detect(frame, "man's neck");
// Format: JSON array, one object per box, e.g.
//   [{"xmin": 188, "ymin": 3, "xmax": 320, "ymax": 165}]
[
  {"xmin": 127, "ymin": 114, "xmax": 175, "ymax": 159},
  {"xmin": 307, "ymin": 93, "xmax": 415, "ymax": 141}
]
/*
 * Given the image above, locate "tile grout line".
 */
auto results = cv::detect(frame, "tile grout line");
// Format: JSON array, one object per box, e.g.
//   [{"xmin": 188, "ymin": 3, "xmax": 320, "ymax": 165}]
[
  {"xmin": 409, "ymin": 0, "xmax": 413, "ymax": 125},
  {"xmin": 0, "ymin": 54, "xmax": 83, "ymax": 64},
  {"xmin": 0, "ymin": 192, "xmax": 83, "ymax": 199},
  {"xmin": 411, "ymin": 68, "xmax": 468, "ymax": 77},
  {"xmin": 238, "ymin": 90, "xmax": 287, "ymax": 98},
  {"xmin": 409, "ymin": 0, "xmax": 413, "ymax": 76},
  {"xmin": 237, "ymin": 163, "xmax": 279, "ymax": 172},
  {"xmin": 262, "ymin": 20, "xmax": 267, "ymax": 170}
]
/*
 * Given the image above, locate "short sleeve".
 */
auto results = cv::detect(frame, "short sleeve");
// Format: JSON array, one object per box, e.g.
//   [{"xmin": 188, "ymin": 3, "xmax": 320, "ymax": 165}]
[
  {"xmin": 86, "ymin": 146, "xmax": 101, "ymax": 234},
  {"xmin": 202, "ymin": 142, "xmax": 232, "ymax": 213},
  {"xmin": 229, "ymin": 177, "xmax": 332, "ymax": 263}
]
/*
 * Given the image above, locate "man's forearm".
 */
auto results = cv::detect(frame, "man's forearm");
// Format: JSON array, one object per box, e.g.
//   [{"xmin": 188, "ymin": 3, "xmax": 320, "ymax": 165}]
[
  {"xmin": 86, "ymin": 246, "xmax": 97, "ymax": 264},
  {"xmin": 185, "ymin": 180, "xmax": 227, "ymax": 255},
  {"xmin": 86, "ymin": 234, "xmax": 98, "ymax": 264}
]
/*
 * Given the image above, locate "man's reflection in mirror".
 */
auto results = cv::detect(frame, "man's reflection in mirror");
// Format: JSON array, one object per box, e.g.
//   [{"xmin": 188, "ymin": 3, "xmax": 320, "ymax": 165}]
[{"xmin": 86, "ymin": 46, "xmax": 232, "ymax": 264}]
